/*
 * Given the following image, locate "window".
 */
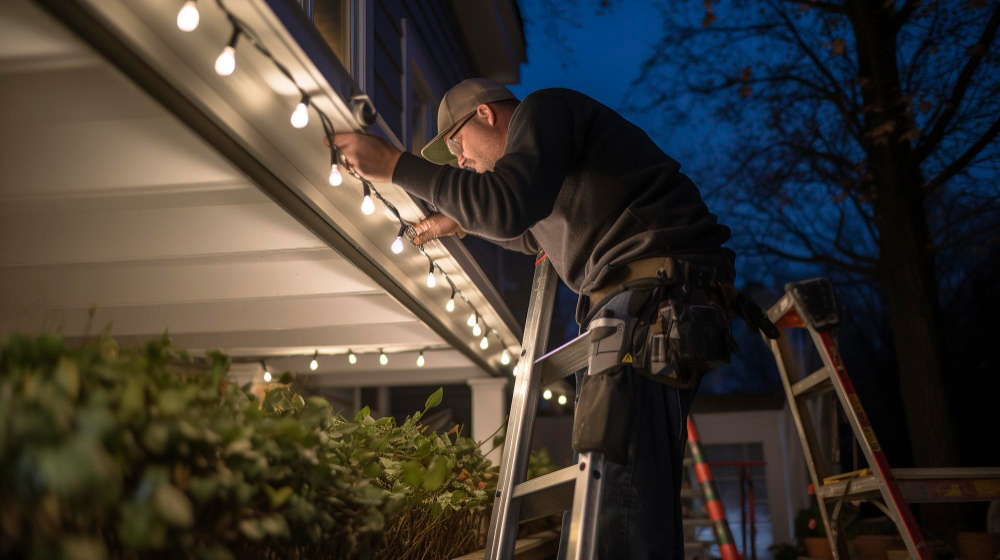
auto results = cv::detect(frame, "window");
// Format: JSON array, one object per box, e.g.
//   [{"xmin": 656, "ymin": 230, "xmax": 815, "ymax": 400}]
[
  {"xmin": 313, "ymin": 0, "xmax": 351, "ymax": 68},
  {"xmin": 692, "ymin": 443, "xmax": 773, "ymax": 560}
]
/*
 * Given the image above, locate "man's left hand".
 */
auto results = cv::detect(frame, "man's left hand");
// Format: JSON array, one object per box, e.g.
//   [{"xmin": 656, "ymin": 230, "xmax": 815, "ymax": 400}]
[{"xmin": 326, "ymin": 133, "xmax": 402, "ymax": 184}]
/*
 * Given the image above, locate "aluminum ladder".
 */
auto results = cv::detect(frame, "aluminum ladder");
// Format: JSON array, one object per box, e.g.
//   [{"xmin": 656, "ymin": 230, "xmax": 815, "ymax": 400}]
[
  {"xmin": 764, "ymin": 278, "xmax": 1000, "ymax": 560},
  {"xmin": 484, "ymin": 253, "xmax": 622, "ymax": 560}
]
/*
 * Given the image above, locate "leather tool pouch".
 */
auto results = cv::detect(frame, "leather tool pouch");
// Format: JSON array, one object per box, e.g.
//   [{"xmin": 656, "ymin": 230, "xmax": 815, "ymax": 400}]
[
  {"xmin": 572, "ymin": 365, "xmax": 632, "ymax": 464},
  {"xmin": 633, "ymin": 298, "xmax": 736, "ymax": 389}
]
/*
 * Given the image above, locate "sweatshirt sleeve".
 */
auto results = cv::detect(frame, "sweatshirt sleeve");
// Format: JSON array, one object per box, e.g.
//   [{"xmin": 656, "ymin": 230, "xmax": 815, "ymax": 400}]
[
  {"xmin": 391, "ymin": 93, "xmax": 574, "ymax": 239},
  {"xmin": 484, "ymin": 230, "xmax": 540, "ymax": 256}
]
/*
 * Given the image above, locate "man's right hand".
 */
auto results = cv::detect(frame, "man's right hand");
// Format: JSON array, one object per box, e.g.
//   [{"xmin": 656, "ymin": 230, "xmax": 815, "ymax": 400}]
[{"xmin": 413, "ymin": 213, "xmax": 465, "ymax": 245}]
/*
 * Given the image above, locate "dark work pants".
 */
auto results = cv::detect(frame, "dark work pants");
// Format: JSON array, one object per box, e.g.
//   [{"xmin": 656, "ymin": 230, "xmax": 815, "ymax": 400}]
[{"xmin": 558, "ymin": 289, "xmax": 701, "ymax": 560}]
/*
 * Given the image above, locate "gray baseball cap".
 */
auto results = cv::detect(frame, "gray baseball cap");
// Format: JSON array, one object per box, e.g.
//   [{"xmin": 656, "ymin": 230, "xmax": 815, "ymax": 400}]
[{"xmin": 420, "ymin": 78, "xmax": 517, "ymax": 165}]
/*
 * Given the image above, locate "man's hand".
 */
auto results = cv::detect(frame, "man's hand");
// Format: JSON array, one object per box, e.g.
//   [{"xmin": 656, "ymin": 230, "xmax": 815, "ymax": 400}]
[
  {"xmin": 326, "ymin": 133, "xmax": 402, "ymax": 184},
  {"xmin": 413, "ymin": 213, "xmax": 465, "ymax": 245}
]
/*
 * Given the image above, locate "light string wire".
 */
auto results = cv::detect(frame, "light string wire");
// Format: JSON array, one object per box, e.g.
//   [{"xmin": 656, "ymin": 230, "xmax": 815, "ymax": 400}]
[{"xmin": 195, "ymin": 0, "xmax": 512, "ymax": 361}]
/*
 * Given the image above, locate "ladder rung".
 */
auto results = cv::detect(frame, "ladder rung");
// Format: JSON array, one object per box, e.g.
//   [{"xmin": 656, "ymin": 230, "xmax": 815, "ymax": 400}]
[
  {"xmin": 792, "ymin": 366, "xmax": 832, "ymax": 397},
  {"xmin": 534, "ymin": 329, "xmax": 594, "ymax": 386},
  {"xmin": 512, "ymin": 465, "xmax": 578, "ymax": 521},
  {"xmin": 683, "ymin": 518, "xmax": 714, "ymax": 527},
  {"xmin": 685, "ymin": 542, "xmax": 708, "ymax": 550},
  {"xmin": 817, "ymin": 468, "xmax": 1000, "ymax": 503},
  {"xmin": 680, "ymin": 488, "xmax": 700, "ymax": 499},
  {"xmin": 815, "ymin": 473, "xmax": 880, "ymax": 501},
  {"xmin": 683, "ymin": 457, "xmax": 694, "ymax": 467}
]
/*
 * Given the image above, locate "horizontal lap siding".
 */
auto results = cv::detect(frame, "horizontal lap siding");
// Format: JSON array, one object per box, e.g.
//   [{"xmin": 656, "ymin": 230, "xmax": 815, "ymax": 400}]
[
  {"xmin": 374, "ymin": 0, "xmax": 403, "ymax": 138},
  {"xmin": 373, "ymin": 0, "xmax": 475, "ymax": 140}
]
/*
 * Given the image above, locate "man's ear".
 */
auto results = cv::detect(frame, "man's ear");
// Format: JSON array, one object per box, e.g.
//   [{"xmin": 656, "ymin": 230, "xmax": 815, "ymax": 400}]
[{"xmin": 477, "ymin": 104, "xmax": 497, "ymax": 126}]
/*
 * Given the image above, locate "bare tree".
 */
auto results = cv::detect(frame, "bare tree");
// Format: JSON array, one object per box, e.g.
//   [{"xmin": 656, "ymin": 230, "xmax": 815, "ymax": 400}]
[{"xmin": 622, "ymin": 0, "xmax": 998, "ymax": 485}]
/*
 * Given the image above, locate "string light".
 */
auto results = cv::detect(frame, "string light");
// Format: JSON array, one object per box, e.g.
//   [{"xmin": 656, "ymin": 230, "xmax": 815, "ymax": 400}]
[
  {"xmin": 361, "ymin": 183, "xmax": 375, "ymax": 215},
  {"xmin": 290, "ymin": 95, "xmax": 310, "ymax": 128},
  {"xmin": 215, "ymin": 29, "xmax": 240, "ymax": 76},
  {"xmin": 262, "ymin": 360, "xmax": 271, "ymax": 382},
  {"xmin": 391, "ymin": 223, "xmax": 406, "ymax": 254},
  {"xmin": 501, "ymin": 349, "xmax": 511, "ymax": 365},
  {"xmin": 180, "ymin": 2, "xmax": 511, "ymax": 364},
  {"xmin": 309, "ymin": 350, "xmax": 319, "ymax": 371},
  {"xmin": 426, "ymin": 263, "xmax": 437, "ymax": 288},
  {"xmin": 379, "ymin": 349, "xmax": 388, "ymax": 366},
  {"xmin": 348, "ymin": 350, "xmax": 357, "ymax": 365},
  {"xmin": 543, "ymin": 389, "xmax": 552, "ymax": 400},
  {"xmin": 480, "ymin": 336, "xmax": 489, "ymax": 350},
  {"xmin": 416, "ymin": 351, "xmax": 425, "ymax": 367},
  {"xmin": 472, "ymin": 321, "xmax": 482, "ymax": 337},
  {"xmin": 328, "ymin": 163, "xmax": 342, "ymax": 186},
  {"xmin": 176, "ymin": 0, "xmax": 199, "ymax": 32},
  {"xmin": 558, "ymin": 394, "xmax": 568, "ymax": 406}
]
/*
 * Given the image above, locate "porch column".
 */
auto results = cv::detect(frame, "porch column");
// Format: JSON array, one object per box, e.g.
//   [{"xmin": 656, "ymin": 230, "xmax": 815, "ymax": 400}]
[{"xmin": 467, "ymin": 377, "xmax": 509, "ymax": 464}]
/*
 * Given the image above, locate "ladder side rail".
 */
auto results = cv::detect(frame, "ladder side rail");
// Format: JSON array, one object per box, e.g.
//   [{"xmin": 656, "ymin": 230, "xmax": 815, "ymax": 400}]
[
  {"xmin": 485, "ymin": 257, "xmax": 559, "ymax": 560},
  {"xmin": 687, "ymin": 416, "xmax": 742, "ymax": 560},
  {"xmin": 765, "ymin": 326, "xmax": 849, "ymax": 560},
  {"xmin": 807, "ymin": 327, "xmax": 931, "ymax": 560}
]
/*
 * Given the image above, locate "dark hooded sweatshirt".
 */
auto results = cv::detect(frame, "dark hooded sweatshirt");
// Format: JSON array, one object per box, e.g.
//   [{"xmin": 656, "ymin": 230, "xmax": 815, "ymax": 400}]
[{"xmin": 391, "ymin": 87, "xmax": 735, "ymax": 294}]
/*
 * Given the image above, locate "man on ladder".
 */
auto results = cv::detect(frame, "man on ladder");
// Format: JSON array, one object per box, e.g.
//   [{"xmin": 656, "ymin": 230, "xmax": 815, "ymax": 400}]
[{"xmin": 333, "ymin": 78, "xmax": 777, "ymax": 560}]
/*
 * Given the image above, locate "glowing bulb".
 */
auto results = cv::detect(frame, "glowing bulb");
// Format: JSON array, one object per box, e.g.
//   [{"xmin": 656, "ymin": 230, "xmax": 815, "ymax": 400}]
[
  {"xmin": 361, "ymin": 195, "xmax": 375, "ymax": 215},
  {"xmin": 391, "ymin": 236, "xmax": 404, "ymax": 254},
  {"xmin": 558, "ymin": 394, "xmax": 568, "ymax": 405},
  {"xmin": 328, "ymin": 164, "xmax": 343, "ymax": 186},
  {"xmin": 176, "ymin": 0, "xmax": 199, "ymax": 31},
  {"xmin": 543, "ymin": 389, "xmax": 552, "ymax": 400},
  {"xmin": 446, "ymin": 297, "xmax": 455, "ymax": 312},
  {"xmin": 290, "ymin": 101, "xmax": 309, "ymax": 128},
  {"xmin": 263, "ymin": 370, "xmax": 272, "ymax": 382},
  {"xmin": 472, "ymin": 323, "xmax": 482, "ymax": 337},
  {"xmin": 215, "ymin": 45, "xmax": 236, "ymax": 76},
  {"xmin": 310, "ymin": 352, "xmax": 319, "ymax": 371},
  {"xmin": 501, "ymin": 349, "xmax": 511, "ymax": 365},
  {"xmin": 467, "ymin": 313, "xmax": 477, "ymax": 327},
  {"xmin": 348, "ymin": 351, "xmax": 357, "ymax": 365},
  {"xmin": 426, "ymin": 269, "xmax": 437, "ymax": 288},
  {"xmin": 416, "ymin": 352, "xmax": 425, "ymax": 367},
  {"xmin": 480, "ymin": 336, "xmax": 489, "ymax": 350},
  {"xmin": 379, "ymin": 351, "xmax": 388, "ymax": 366}
]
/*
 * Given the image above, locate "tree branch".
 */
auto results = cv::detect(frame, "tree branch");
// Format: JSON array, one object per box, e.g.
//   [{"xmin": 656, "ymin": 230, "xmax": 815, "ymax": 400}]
[
  {"xmin": 914, "ymin": 2, "xmax": 1000, "ymax": 162},
  {"xmin": 777, "ymin": 0, "xmax": 846, "ymax": 13},
  {"xmin": 893, "ymin": 0, "xmax": 921, "ymax": 31},
  {"xmin": 923, "ymin": 113, "xmax": 1000, "ymax": 194}
]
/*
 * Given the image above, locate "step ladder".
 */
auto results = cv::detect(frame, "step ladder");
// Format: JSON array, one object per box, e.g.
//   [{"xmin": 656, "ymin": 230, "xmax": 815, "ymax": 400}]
[
  {"xmin": 484, "ymin": 253, "xmax": 743, "ymax": 560},
  {"xmin": 683, "ymin": 416, "xmax": 742, "ymax": 560},
  {"xmin": 484, "ymin": 253, "xmax": 612, "ymax": 560},
  {"xmin": 763, "ymin": 278, "xmax": 1000, "ymax": 560}
]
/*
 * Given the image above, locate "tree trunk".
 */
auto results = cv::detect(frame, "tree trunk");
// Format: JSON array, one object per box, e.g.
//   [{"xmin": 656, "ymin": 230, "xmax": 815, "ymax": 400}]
[{"xmin": 848, "ymin": 0, "xmax": 963, "ymax": 540}]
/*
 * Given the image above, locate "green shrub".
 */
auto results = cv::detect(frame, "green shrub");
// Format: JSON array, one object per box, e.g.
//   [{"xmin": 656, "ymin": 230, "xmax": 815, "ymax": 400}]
[{"xmin": 0, "ymin": 331, "xmax": 497, "ymax": 560}]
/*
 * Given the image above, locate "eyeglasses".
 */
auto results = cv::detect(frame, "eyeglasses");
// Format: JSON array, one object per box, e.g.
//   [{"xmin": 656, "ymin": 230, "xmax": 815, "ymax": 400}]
[{"xmin": 446, "ymin": 112, "xmax": 475, "ymax": 160}]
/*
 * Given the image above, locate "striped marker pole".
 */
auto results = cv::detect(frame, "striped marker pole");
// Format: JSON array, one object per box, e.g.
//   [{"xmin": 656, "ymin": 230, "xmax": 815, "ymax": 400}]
[{"xmin": 688, "ymin": 416, "xmax": 742, "ymax": 560}]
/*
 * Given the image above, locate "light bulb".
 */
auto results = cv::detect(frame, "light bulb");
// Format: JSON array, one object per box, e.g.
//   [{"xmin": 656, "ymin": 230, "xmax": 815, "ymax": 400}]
[
  {"xmin": 426, "ymin": 267, "xmax": 437, "ymax": 288},
  {"xmin": 501, "ymin": 349, "xmax": 511, "ymax": 365},
  {"xmin": 328, "ymin": 164, "xmax": 343, "ymax": 186},
  {"xmin": 480, "ymin": 336, "xmax": 489, "ymax": 350},
  {"xmin": 176, "ymin": 0, "xmax": 199, "ymax": 31},
  {"xmin": 543, "ymin": 389, "xmax": 552, "ymax": 400},
  {"xmin": 290, "ymin": 100, "xmax": 309, "ymax": 128},
  {"xmin": 446, "ymin": 297, "xmax": 455, "ymax": 312},
  {"xmin": 379, "ymin": 351, "xmax": 388, "ymax": 366},
  {"xmin": 558, "ymin": 394, "xmax": 568, "ymax": 405},
  {"xmin": 361, "ymin": 195, "xmax": 375, "ymax": 215},
  {"xmin": 472, "ymin": 323, "xmax": 482, "ymax": 337},
  {"xmin": 416, "ymin": 352, "xmax": 425, "ymax": 367},
  {"xmin": 215, "ymin": 46, "xmax": 236, "ymax": 76},
  {"xmin": 391, "ymin": 236, "xmax": 404, "ymax": 254},
  {"xmin": 348, "ymin": 351, "xmax": 357, "ymax": 365},
  {"xmin": 310, "ymin": 352, "xmax": 319, "ymax": 371},
  {"xmin": 467, "ymin": 313, "xmax": 477, "ymax": 327},
  {"xmin": 264, "ymin": 370, "xmax": 272, "ymax": 382}
]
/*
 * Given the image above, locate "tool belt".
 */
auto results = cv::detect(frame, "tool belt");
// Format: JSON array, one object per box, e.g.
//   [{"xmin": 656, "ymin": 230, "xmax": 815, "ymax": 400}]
[{"xmin": 577, "ymin": 256, "xmax": 780, "ymax": 389}]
